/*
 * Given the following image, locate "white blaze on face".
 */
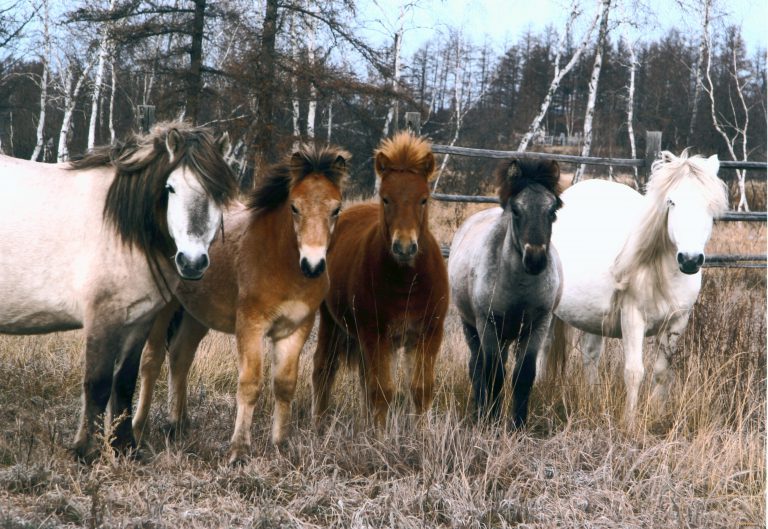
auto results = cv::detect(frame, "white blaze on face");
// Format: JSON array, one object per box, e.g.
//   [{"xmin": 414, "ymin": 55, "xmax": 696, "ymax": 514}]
[
  {"xmin": 165, "ymin": 165, "xmax": 222, "ymax": 278},
  {"xmin": 300, "ymin": 244, "xmax": 327, "ymax": 270},
  {"xmin": 666, "ymin": 183, "xmax": 713, "ymax": 261}
]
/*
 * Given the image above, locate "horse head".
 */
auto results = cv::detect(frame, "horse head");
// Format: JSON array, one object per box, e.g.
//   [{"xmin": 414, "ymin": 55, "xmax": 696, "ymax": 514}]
[
  {"xmin": 374, "ymin": 132, "xmax": 436, "ymax": 266},
  {"xmin": 652, "ymin": 153, "xmax": 726, "ymax": 275},
  {"xmin": 496, "ymin": 159, "xmax": 562, "ymax": 275},
  {"xmin": 162, "ymin": 128, "xmax": 234, "ymax": 279},
  {"xmin": 287, "ymin": 147, "xmax": 348, "ymax": 278}
]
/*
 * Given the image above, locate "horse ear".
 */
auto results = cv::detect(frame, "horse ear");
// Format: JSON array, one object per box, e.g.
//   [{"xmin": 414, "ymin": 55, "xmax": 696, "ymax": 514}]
[
  {"xmin": 506, "ymin": 160, "xmax": 521, "ymax": 180},
  {"xmin": 333, "ymin": 153, "xmax": 348, "ymax": 170},
  {"xmin": 165, "ymin": 128, "xmax": 182, "ymax": 163},
  {"xmin": 704, "ymin": 154, "xmax": 720, "ymax": 174},
  {"xmin": 217, "ymin": 131, "xmax": 232, "ymax": 158},
  {"xmin": 424, "ymin": 151, "xmax": 436, "ymax": 181},
  {"xmin": 374, "ymin": 151, "xmax": 390, "ymax": 176}
]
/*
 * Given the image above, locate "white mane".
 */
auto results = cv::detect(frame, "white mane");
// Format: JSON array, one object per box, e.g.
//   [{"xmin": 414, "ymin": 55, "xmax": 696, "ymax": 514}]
[{"xmin": 611, "ymin": 149, "xmax": 728, "ymax": 313}]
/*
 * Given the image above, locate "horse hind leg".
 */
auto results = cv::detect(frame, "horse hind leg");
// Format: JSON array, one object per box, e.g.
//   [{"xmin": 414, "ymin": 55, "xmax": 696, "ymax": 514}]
[
  {"xmin": 133, "ymin": 301, "xmax": 180, "ymax": 443},
  {"xmin": 580, "ymin": 332, "xmax": 605, "ymax": 386},
  {"xmin": 166, "ymin": 312, "xmax": 209, "ymax": 438},
  {"xmin": 311, "ymin": 304, "xmax": 345, "ymax": 430}
]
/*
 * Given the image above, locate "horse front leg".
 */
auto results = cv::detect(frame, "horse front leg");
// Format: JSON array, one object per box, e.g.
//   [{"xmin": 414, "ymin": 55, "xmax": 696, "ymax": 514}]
[
  {"xmin": 271, "ymin": 319, "xmax": 313, "ymax": 445},
  {"xmin": 621, "ymin": 303, "xmax": 647, "ymax": 425},
  {"xmin": 408, "ymin": 322, "xmax": 443, "ymax": 421},
  {"xmin": 650, "ymin": 312, "xmax": 689, "ymax": 408},
  {"xmin": 475, "ymin": 316, "xmax": 508, "ymax": 422},
  {"xmin": 511, "ymin": 315, "xmax": 550, "ymax": 427},
  {"xmin": 228, "ymin": 312, "xmax": 266, "ymax": 465},
  {"xmin": 73, "ymin": 327, "xmax": 122, "ymax": 462},
  {"xmin": 358, "ymin": 331, "xmax": 394, "ymax": 432},
  {"xmin": 133, "ymin": 300, "xmax": 180, "ymax": 443}
]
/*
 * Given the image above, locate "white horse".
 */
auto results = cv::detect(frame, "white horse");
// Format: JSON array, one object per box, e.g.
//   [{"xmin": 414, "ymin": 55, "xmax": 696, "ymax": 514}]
[
  {"xmin": 546, "ymin": 151, "xmax": 728, "ymax": 422},
  {"xmin": 0, "ymin": 122, "xmax": 237, "ymax": 460}
]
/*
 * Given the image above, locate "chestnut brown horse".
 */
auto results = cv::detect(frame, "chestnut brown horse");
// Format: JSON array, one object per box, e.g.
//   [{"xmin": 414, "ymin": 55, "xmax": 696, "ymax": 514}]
[
  {"xmin": 131, "ymin": 145, "xmax": 349, "ymax": 464},
  {"xmin": 311, "ymin": 132, "xmax": 449, "ymax": 430}
]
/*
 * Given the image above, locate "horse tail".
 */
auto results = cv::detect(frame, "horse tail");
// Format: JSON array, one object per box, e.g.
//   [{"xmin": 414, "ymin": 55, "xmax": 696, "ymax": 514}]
[
  {"xmin": 545, "ymin": 316, "xmax": 570, "ymax": 381},
  {"xmin": 166, "ymin": 305, "xmax": 186, "ymax": 349}
]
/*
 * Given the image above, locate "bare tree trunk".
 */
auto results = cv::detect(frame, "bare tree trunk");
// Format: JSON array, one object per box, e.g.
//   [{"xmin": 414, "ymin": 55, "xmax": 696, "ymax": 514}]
[
  {"xmin": 518, "ymin": 3, "xmax": 599, "ymax": 152},
  {"xmin": 57, "ymin": 59, "xmax": 95, "ymax": 162},
  {"xmin": 254, "ymin": 0, "xmax": 279, "ymax": 166},
  {"xmin": 381, "ymin": 4, "xmax": 404, "ymax": 138},
  {"xmin": 702, "ymin": 2, "xmax": 751, "ymax": 211},
  {"xmin": 186, "ymin": 0, "xmax": 206, "ymax": 124},
  {"xmin": 434, "ymin": 33, "xmax": 465, "ymax": 191},
  {"xmin": 31, "ymin": 0, "xmax": 50, "ymax": 162},
  {"xmin": 574, "ymin": 0, "xmax": 611, "ymax": 183},
  {"xmin": 688, "ymin": 0, "xmax": 711, "ymax": 144},
  {"xmin": 623, "ymin": 34, "xmax": 639, "ymax": 186},
  {"xmin": 306, "ymin": 15, "xmax": 317, "ymax": 140},
  {"xmin": 290, "ymin": 11, "xmax": 301, "ymax": 150},
  {"xmin": 326, "ymin": 101, "xmax": 333, "ymax": 142},
  {"xmin": 108, "ymin": 55, "xmax": 116, "ymax": 143}
]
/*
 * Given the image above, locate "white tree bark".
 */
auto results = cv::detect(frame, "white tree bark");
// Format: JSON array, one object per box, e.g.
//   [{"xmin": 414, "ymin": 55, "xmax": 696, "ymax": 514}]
[
  {"xmin": 290, "ymin": 11, "xmax": 301, "ymax": 151},
  {"xmin": 688, "ymin": 0, "xmax": 711, "ymax": 143},
  {"xmin": 623, "ymin": 33, "xmax": 639, "ymax": 186},
  {"xmin": 30, "ymin": 0, "xmax": 50, "ymax": 162},
  {"xmin": 57, "ymin": 58, "xmax": 95, "ymax": 162},
  {"xmin": 108, "ymin": 55, "xmax": 116, "ymax": 143},
  {"xmin": 326, "ymin": 101, "xmax": 333, "ymax": 142},
  {"xmin": 306, "ymin": 15, "xmax": 317, "ymax": 140},
  {"xmin": 87, "ymin": 0, "xmax": 116, "ymax": 150},
  {"xmin": 381, "ymin": 4, "xmax": 404, "ymax": 138},
  {"xmin": 574, "ymin": 0, "xmax": 611, "ymax": 183},
  {"xmin": 518, "ymin": 3, "xmax": 599, "ymax": 152},
  {"xmin": 434, "ymin": 33, "xmax": 465, "ymax": 191}
]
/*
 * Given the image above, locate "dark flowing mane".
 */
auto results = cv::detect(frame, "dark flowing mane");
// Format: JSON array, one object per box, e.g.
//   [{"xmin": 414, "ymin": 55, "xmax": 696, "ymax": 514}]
[
  {"xmin": 69, "ymin": 121, "xmax": 237, "ymax": 255},
  {"xmin": 495, "ymin": 158, "xmax": 562, "ymax": 205},
  {"xmin": 247, "ymin": 144, "xmax": 350, "ymax": 214}
]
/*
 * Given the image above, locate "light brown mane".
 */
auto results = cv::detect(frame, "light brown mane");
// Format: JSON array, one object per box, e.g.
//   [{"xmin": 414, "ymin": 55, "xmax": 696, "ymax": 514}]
[
  {"xmin": 69, "ymin": 121, "xmax": 237, "ymax": 256},
  {"xmin": 374, "ymin": 131, "xmax": 436, "ymax": 179},
  {"xmin": 611, "ymin": 150, "xmax": 728, "ymax": 316}
]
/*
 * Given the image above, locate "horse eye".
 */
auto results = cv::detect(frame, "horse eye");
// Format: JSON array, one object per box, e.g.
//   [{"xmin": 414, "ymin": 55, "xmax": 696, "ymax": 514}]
[
  {"xmin": 667, "ymin": 199, "xmax": 675, "ymax": 207},
  {"xmin": 165, "ymin": 184, "xmax": 176, "ymax": 194},
  {"xmin": 382, "ymin": 197, "xmax": 390, "ymax": 205},
  {"xmin": 420, "ymin": 197, "xmax": 428, "ymax": 206},
  {"xmin": 291, "ymin": 204, "xmax": 299, "ymax": 214},
  {"xmin": 331, "ymin": 207, "xmax": 341, "ymax": 217},
  {"xmin": 510, "ymin": 206, "xmax": 520, "ymax": 217}
]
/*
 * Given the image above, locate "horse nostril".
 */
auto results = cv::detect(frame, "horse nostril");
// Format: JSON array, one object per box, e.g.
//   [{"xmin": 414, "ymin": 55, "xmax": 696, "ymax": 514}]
[
  {"xmin": 315, "ymin": 258, "xmax": 326, "ymax": 275},
  {"xmin": 677, "ymin": 252, "xmax": 684, "ymax": 265},
  {"xmin": 196, "ymin": 253, "xmax": 209, "ymax": 271},
  {"xmin": 696, "ymin": 253, "xmax": 704, "ymax": 266},
  {"xmin": 392, "ymin": 240, "xmax": 403, "ymax": 255},
  {"xmin": 407, "ymin": 242, "xmax": 418, "ymax": 256}
]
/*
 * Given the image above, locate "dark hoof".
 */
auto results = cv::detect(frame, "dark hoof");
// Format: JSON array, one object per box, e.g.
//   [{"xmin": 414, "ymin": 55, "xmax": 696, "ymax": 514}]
[
  {"xmin": 72, "ymin": 445, "xmax": 99, "ymax": 465},
  {"xmin": 160, "ymin": 421, "xmax": 186, "ymax": 440}
]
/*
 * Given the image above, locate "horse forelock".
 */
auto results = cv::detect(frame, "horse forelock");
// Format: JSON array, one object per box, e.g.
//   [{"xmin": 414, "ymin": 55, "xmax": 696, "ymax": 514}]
[
  {"xmin": 495, "ymin": 158, "xmax": 562, "ymax": 206},
  {"xmin": 647, "ymin": 150, "xmax": 728, "ymax": 216},
  {"xmin": 247, "ymin": 144, "xmax": 349, "ymax": 214},
  {"xmin": 375, "ymin": 131, "xmax": 435, "ymax": 180}
]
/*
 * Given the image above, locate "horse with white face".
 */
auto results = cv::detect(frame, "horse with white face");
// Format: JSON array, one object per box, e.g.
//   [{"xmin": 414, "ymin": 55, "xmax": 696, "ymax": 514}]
[
  {"xmin": 0, "ymin": 122, "xmax": 237, "ymax": 460},
  {"xmin": 449, "ymin": 159, "xmax": 563, "ymax": 425},
  {"xmin": 546, "ymin": 151, "xmax": 728, "ymax": 423}
]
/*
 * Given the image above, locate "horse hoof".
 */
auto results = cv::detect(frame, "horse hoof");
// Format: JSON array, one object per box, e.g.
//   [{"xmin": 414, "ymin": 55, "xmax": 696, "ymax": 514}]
[
  {"xmin": 227, "ymin": 446, "xmax": 249, "ymax": 467},
  {"xmin": 160, "ymin": 421, "xmax": 186, "ymax": 440},
  {"xmin": 72, "ymin": 444, "xmax": 99, "ymax": 465}
]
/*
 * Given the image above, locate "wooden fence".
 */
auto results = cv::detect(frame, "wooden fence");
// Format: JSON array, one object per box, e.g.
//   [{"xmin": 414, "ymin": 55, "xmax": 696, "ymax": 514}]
[{"xmin": 429, "ymin": 132, "xmax": 767, "ymax": 269}]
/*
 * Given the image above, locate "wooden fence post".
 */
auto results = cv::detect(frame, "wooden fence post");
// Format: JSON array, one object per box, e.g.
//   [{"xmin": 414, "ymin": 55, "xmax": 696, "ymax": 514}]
[
  {"xmin": 137, "ymin": 105, "xmax": 156, "ymax": 133},
  {"xmin": 644, "ymin": 130, "xmax": 662, "ymax": 187},
  {"xmin": 404, "ymin": 112, "xmax": 421, "ymax": 135}
]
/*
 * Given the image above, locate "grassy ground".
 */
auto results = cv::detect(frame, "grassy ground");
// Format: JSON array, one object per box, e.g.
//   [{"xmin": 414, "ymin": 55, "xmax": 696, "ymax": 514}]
[{"xmin": 0, "ymin": 199, "xmax": 765, "ymax": 528}]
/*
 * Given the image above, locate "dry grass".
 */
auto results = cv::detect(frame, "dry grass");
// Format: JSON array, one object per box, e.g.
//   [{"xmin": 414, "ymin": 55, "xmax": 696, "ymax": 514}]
[{"xmin": 0, "ymin": 204, "xmax": 765, "ymax": 528}]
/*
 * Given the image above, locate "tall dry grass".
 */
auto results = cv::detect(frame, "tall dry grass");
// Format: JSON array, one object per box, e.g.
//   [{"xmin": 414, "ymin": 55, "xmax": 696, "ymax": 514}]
[{"xmin": 0, "ymin": 201, "xmax": 764, "ymax": 528}]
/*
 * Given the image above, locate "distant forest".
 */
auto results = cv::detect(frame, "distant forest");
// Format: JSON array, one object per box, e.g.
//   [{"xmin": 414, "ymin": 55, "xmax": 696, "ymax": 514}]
[{"xmin": 1, "ymin": 0, "xmax": 765, "ymax": 199}]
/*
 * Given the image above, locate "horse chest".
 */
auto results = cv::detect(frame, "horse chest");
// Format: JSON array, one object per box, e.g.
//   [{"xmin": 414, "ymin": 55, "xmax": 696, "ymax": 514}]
[{"xmin": 268, "ymin": 300, "xmax": 313, "ymax": 340}]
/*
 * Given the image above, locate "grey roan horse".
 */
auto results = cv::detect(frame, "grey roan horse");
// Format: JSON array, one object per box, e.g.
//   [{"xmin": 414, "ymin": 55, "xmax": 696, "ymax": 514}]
[{"xmin": 448, "ymin": 159, "xmax": 563, "ymax": 425}]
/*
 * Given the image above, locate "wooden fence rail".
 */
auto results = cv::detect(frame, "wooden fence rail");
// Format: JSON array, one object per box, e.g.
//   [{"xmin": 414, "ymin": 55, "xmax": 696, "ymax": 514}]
[{"xmin": 429, "ymin": 134, "xmax": 766, "ymax": 268}]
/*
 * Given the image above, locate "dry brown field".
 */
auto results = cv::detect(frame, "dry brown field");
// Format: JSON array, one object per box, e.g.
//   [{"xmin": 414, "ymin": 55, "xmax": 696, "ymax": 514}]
[{"xmin": 0, "ymin": 179, "xmax": 765, "ymax": 528}]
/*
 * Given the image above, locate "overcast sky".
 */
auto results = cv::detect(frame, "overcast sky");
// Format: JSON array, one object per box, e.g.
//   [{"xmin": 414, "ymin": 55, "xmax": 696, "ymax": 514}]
[{"xmin": 361, "ymin": 0, "xmax": 767, "ymax": 57}]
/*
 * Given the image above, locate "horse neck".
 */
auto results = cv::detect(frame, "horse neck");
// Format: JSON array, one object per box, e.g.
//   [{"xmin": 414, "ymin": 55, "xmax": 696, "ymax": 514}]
[
  {"xmin": 498, "ymin": 210, "xmax": 523, "ymax": 273},
  {"xmin": 249, "ymin": 203, "xmax": 299, "ymax": 265}
]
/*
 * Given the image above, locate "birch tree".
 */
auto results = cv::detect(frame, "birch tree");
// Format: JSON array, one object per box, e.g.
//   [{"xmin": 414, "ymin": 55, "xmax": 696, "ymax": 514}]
[
  {"xmin": 623, "ymin": 33, "xmax": 639, "ymax": 186},
  {"xmin": 573, "ymin": 0, "xmax": 611, "ymax": 183},
  {"xmin": 56, "ymin": 56, "xmax": 95, "ymax": 162},
  {"xmin": 704, "ymin": 25, "xmax": 754, "ymax": 211},
  {"xmin": 87, "ymin": 0, "xmax": 116, "ymax": 150},
  {"xmin": 381, "ymin": 3, "xmax": 404, "ymax": 138},
  {"xmin": 30, "ymin": 0, "xmax": 51, "ymax": 162},
  {"xmin": 517, "ymin": 3, "xmax": 599, "ymax": 151}
]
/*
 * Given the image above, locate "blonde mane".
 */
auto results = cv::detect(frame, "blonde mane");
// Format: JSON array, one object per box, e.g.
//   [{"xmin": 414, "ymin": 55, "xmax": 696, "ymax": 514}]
[
  {"xmin": 611, "ymin": 149, "xmax": 728, "ymax": 314},
  {"xmin": 374, "ymin": 131, "xmax": 436, "ymax": 180}
]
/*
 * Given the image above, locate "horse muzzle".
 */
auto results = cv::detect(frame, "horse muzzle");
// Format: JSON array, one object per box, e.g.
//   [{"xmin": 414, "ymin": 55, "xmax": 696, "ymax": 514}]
[
  {"xmin": 300, "ymin": 256, "xmax": 326, "ymax": 278},
  {"xmin": 175, "ymin": 251, "xmax": 210, "ymax": 280},
  {"xmin": 391, "ymin": 239, "xmax": 418, "ymax": 264},
  {"xmin": 677, "ymin": 252, "xmax": 704, "ymax": 275},
  {"xmin": 522, "ymin": 244, "xmax": 548, "ymax": 275}
]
